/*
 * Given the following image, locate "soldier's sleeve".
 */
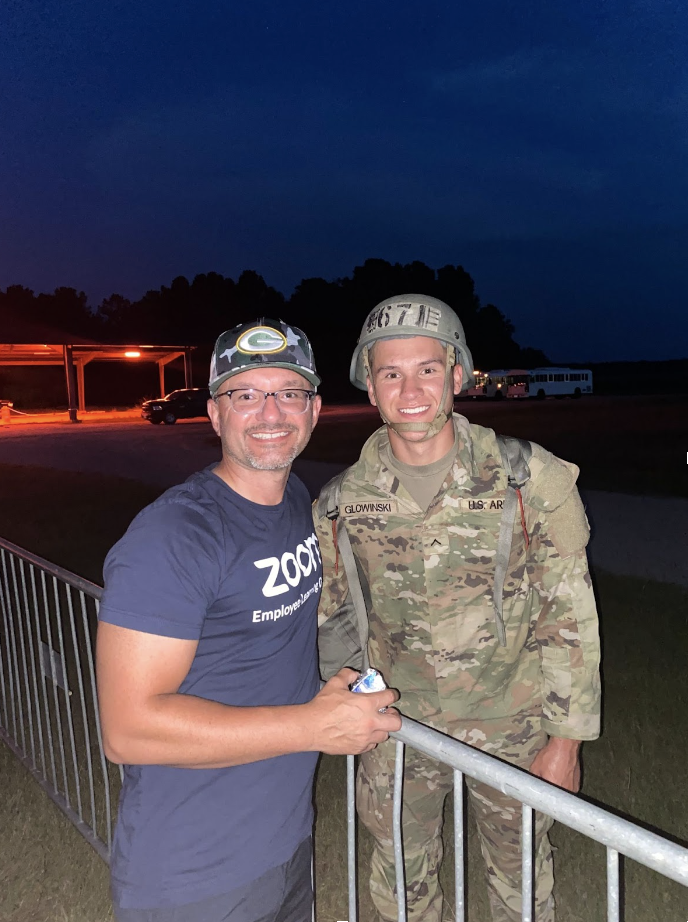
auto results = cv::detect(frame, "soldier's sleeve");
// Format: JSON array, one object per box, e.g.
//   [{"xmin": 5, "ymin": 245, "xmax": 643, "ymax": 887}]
[
  {"xmin": 313, "ymin": 497, "xmax": 365, "ymax": 679},
  {"xmin": 526, "ymin": 449, "xmax": 602, "ymax": 741},
  {"xmin": 313, "ymin": 497, "xmax": 349, "ymax": 628}
]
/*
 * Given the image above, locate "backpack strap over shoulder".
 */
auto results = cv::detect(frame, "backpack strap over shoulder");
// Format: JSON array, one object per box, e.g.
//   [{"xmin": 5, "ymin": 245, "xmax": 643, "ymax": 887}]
[
  {"xmin": 317, "ymin": 472, "xmax": 370, "ymax": 671},
  {"xmin": 493, "ymin": 435, "xmax": 532, "ymax": 646}
]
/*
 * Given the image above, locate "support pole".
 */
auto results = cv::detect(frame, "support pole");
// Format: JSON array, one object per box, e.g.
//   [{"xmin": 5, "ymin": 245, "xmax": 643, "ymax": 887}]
[
  {"xmin": 76, "ymin": 362, "xmax": 86, "ymax": 413},
  {"xmin": 158, "ymin": 360, "xmax": 166, "ymax": 398},
  {"xmin": 183, "ymin": 348, "xmax": 193, "ymax": 388},
  {"xmin": 62, "ymin": 345, "xmax": 80, "ymax": 423}
]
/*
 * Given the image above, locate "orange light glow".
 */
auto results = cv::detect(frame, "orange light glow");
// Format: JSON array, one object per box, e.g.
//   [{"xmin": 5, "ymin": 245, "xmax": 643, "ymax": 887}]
[{"xmin": 124, "ymin": 351, "xmax": 141, "ymax": 358}]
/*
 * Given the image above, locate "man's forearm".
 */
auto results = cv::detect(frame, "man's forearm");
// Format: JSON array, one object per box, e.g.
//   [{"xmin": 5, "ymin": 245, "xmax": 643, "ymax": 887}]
[
  {"xmin": 101, "ymin": 670, "xmax": 400, "ymax": 768},
  {"xmin": 102, "ymin": 692, "xmax": 314, "ymax": 768}
]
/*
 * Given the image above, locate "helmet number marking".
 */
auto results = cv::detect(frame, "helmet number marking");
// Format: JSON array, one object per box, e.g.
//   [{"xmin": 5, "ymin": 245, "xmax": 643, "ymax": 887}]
[{"xmin": 365, "ymin": 303, "xmax": 442, "ymax": 334}]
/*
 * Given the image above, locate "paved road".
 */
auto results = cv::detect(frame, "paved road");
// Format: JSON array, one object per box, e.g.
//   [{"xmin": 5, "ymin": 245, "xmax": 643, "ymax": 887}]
[{"xmin": 1, "ymin": 416, "xmax": 686, "ymax": 588}]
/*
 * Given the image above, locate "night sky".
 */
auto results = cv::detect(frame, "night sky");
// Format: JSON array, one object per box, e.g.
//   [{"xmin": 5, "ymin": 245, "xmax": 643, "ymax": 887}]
[{"xmin": 2, "ymin": 0, "xmax": 687, "ymax": 362}]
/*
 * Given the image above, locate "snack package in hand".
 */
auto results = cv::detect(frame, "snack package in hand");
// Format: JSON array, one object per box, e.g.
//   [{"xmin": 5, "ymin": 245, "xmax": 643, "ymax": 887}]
[{"xmin": 350, "ymin": 668, "xmax": 389, "ymax": 711}]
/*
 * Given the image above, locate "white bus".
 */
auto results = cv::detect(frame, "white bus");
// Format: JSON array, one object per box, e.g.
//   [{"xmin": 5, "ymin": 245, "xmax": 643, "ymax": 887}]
[
  {"xmin": 528, "ymin": 367, "xmax": 593, "ymax": 398},
  {"xmin": 486, "ymin": 369, "xmax": 530, "ymax": 399},
  {"xmin": 465, "ymin": 370, "xmax": 489, "ymax": 398},
  {"xmin": 465, "ymin": 369, "xmax": 531, "ymax": 399}
]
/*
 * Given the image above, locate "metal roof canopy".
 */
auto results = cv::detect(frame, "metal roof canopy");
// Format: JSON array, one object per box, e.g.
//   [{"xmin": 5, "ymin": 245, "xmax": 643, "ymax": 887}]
[{"xmin": 0, "ymin": 343, "xmax": 195, "ymax": 422}]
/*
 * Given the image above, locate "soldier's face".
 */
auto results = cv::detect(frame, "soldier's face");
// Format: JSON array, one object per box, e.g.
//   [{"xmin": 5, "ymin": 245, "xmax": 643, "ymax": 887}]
[
  {"xmin": 207, "ymin": 367, "xmax": 321, "ymax": 471},
  {"xmin": 366, "ymin": 337, "xmax": 463, "ymax": 438}
]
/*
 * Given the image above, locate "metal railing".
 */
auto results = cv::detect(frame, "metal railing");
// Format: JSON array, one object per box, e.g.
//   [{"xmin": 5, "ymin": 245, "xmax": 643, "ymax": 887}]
[
  {"xmin": 346, "ymin": 728, "xmax": 688, "ymax": 922},
  {"xmin": 2, "ymin": 535, "xmax": 688, "ymax": 920},
  {"xmin": 0, "ymin": 536, "xmax": 122, "ymax": 863}
]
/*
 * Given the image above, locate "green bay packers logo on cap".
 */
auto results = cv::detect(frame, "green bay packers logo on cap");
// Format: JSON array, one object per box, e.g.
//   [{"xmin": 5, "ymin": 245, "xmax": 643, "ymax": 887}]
[{"xmin": 236, "ymin": 326, "xmax": 287, "ymax": 354}]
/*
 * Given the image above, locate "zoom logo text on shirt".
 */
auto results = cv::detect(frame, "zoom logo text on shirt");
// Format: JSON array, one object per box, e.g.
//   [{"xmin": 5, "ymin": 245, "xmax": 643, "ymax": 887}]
[{"xmin": 253, "ymin": 532, "xmax": 322, "ymax": 598}]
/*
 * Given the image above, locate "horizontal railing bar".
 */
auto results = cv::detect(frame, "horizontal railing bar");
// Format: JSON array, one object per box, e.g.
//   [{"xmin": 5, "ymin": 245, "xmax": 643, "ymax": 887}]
[
  {"xmin": 392, "ymin": 716, "xmax": 688, "ymax": 888},
  {"xmin": 0, "ymin": 538, "xmax": 102, "ymax": 601}
]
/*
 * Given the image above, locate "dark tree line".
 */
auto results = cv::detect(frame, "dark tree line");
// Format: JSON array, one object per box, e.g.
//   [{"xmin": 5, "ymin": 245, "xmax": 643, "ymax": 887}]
[{"xmin": 1, "ymin": 260, "xmax": 548, "ymax": 399}]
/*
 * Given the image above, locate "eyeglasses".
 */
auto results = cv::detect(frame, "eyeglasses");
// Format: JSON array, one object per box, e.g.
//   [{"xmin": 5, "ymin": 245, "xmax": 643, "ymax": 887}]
[{"xmin": 214, "ymin": 387, "xmax": 317, "ymax": 415}]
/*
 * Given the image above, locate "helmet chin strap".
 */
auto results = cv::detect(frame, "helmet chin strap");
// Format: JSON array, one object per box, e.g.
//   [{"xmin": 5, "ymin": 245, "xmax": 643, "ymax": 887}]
[{"xmin": 364, "ymin": 345, "xmax": 455, "ymax": 443}]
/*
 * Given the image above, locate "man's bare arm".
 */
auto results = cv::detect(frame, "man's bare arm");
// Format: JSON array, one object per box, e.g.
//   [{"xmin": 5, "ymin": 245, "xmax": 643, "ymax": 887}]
[{"xmin": 96, "ymin": 622, "xmax": 400, "ymax": 768}]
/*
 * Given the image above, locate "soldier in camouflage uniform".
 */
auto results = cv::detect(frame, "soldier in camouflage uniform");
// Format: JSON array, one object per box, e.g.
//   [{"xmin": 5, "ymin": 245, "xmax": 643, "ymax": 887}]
[{"xmin": 314, "ymin": 295, "xmax": 601, "ymax": 922}]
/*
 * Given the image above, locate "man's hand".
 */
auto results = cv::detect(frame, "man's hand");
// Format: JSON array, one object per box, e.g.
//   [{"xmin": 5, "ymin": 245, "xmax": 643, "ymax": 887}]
[
  {"xmin": 306, "ymin": 668, "xmax": 401, "ymax": 756},
  {"xmin": 529, "ymin": 737, "xmax": 581, "ymax": 792}
]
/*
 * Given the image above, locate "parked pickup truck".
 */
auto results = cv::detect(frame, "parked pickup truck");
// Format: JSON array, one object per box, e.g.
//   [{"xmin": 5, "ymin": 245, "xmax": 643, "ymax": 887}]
[{"xmin": 141, "ymin": 388, "xmax": 210, "ymax": 425}]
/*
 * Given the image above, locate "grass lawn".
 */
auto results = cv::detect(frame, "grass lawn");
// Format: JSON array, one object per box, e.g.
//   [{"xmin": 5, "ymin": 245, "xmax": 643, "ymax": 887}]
[
  {"xmin": 1, "ymin": 460, "xmax": 687, "ymax": 921},
  {"xmin": 306, "ymin": 394, "xmax": 688, "ymax": 498}
]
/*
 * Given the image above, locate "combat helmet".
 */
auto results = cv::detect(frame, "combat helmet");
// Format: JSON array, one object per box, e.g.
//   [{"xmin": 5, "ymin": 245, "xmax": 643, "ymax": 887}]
[
  {"xmin": 350, "ymin": 294, "xmax": 475, "ymax": 441},
  {"xmin": 209, "ymin": 318, "xmax": 320, "ymax": 396}
]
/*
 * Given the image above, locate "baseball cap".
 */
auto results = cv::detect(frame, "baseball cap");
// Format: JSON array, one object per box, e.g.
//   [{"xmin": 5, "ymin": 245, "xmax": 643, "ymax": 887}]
[{"xmin": 209, "ymin": 318, "xmax": 320, "ymax": 396}]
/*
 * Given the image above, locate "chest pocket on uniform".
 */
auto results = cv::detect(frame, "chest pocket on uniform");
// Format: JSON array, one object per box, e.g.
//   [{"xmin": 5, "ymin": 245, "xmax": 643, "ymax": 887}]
[
  {"xmin": 450, "ymin": 511, "xmax": 500, "ymax": 562},
  {"xmin": 445, "ymin": 494, "xmax": 525, "ymax": 596},
  {"xmin": 422, "ymin": 515, "xmax": 498, "ymax": 607}
]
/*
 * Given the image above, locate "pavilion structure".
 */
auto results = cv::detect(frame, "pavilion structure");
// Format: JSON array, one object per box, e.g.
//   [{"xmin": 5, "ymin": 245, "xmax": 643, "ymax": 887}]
[{"xmin": 0, "ymin": 323, "xmax": 195, "ymax": 422}]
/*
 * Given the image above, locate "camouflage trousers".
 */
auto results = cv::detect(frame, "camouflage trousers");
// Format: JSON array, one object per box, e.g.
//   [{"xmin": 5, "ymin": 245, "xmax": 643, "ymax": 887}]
[{"xmin": 356, "ymin": 711, "xmax": 556, "ymax": 922}]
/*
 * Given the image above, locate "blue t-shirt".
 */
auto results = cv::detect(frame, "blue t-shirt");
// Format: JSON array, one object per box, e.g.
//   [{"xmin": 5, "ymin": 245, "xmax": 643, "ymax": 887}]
[{"xmin": 98, "ymin": 468, "xmax": 322, "ymax": 910}]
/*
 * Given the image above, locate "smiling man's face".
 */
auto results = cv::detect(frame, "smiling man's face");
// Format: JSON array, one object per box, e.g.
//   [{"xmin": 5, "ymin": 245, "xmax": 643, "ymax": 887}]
[
  {"xmin": 207, "ymin": 366, "xmax": 321, "ymax": 472},
  {"xmin": 366, "ymin": 335, "xmax": 462, "ymax": 459}
]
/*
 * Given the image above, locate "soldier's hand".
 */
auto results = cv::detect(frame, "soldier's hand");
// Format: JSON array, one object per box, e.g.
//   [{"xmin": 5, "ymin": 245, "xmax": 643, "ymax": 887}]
[
  {"xmin": 529, "ymin": 737, "xmax": 582, "ymax": 792},
  {"xmin": 306, "ymin": 668, "xmax": 401, "ymax": 755}
]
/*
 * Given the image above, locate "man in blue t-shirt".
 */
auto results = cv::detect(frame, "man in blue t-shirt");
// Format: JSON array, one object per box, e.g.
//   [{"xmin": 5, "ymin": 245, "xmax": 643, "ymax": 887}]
[{"xmin": 96, "ymin": 319, "xmax": 401, "ymax": 922}]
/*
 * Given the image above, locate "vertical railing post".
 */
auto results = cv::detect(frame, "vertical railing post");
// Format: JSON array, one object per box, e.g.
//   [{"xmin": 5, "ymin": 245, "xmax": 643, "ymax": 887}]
[
  {"xmin": 393, "ymin": 740, "xmax": 406, "ymax": 922},
  {"xmin": 454, "ymin": 770, "xmax": 465, "ymax": 922},
  {"xmin": 607, "ymin": 848, "xmax": 620, "ymax": 922},
  {"xmin": 66, "ymin": 588, "xmax": 97, "ymax": 830},
  {"xmin": 1, "ymin": 550, "xmax": 23, "ymax": 748},
  {"xmin": 40, "ymin": 570, "xmax": 69, "ymax": 796},
  {"xmin": 346, "ymin": 754, "xmax": 357, "ymax": 922},
  {"xmin": 521, "ymin": 804, "xmax": 534, "ymax": 921},
  {"xmin": 82, "ymin": 594, "xmax": 113, "ymax": 851},
  {"xmin": 52, "ymin": 575, "xmax": 82, "ymax": 814},
  {"xmin": 19, "ymin": 560, "xmax": 45, "ymax": 777},
  {"xmin": 0, "ymin": 550, "xmax": 13, "ymax": 731},
  {"xmin": 10, "ymin": 555, "xmax": 37, "ymax": 767},
  {"xmin": 29, "ymin": 566, "xmax": 52, "ymax": 784}
]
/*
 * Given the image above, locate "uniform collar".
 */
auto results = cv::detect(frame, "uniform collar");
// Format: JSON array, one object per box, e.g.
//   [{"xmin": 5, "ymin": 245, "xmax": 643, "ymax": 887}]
[{"xmin": 356, "ymin": 414, "xmax": 476, "ymax": 496}]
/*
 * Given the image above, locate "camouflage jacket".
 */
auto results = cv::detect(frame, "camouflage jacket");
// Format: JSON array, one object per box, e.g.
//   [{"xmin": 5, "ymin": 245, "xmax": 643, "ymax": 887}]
[{"xmin": 314, "ymin": 415, "xmax": 601, "ymax": 741}]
